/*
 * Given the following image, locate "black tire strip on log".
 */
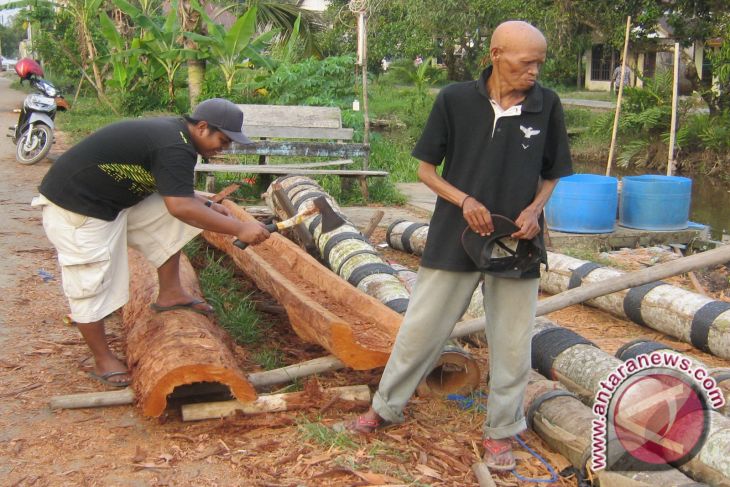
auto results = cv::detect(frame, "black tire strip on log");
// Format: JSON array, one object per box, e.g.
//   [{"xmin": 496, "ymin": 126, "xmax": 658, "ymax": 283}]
[{"xmin": 531, "ymin": 326, "xmax": 597, "ymax": 379}]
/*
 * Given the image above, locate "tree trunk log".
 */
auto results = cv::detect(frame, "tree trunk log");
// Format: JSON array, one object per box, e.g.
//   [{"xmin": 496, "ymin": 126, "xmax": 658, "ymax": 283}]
[
  {"xmin": 121, "ymin": 249, "xmax": 256, "ymax": 417},
  {"xmin": 524, "ymin": 372, "xmax": 699, "ymax": 486},
  {"xmin": 541, "ymin": 251, "xmax": 730, "ymax": 360},
  {"xmin": 202, "ymin": 201, "xmax": 402, "ymax": 370},
  {"xmin": 530, "ymin": 318, "xmax": 730, "ymax": 486},
  {"xmin": 182, "ymin": 384, "xmax": 371, "ymax": 421}
]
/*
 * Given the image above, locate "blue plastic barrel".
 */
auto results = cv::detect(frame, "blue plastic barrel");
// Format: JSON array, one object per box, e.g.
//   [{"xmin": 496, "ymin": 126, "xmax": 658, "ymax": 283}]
[
  {"xmin": 545, "ymin": 174, "xmax": 618, "ymax": 233},
  {"xmin": 619, "ymin": 175, "xmax": 692, "ymax": 230}
]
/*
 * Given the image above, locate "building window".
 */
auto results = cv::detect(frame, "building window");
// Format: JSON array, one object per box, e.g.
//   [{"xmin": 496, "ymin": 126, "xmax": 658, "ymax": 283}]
[{"xmin": 591, "ymin": 44, "xmax": 617, "ymax": 81}]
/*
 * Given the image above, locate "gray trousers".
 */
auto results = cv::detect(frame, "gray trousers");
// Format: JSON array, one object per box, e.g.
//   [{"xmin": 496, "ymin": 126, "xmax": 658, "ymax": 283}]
[{"xmin": 372, "ymin": 267, "xmax": 539, "ymax": 439}]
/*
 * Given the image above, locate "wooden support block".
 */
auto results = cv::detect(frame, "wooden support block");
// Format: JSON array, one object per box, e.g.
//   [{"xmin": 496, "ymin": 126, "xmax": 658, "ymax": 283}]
[
  {"xmin": 182, "ymin": 384, "xmax": 371, "ymax": 421},
  {"xmin": 471, "ymin": 462, "xmax": 498, "ymax": 487},
  {"xmin": 49, "ymin": 387, "xmax": 136, "ymax": 410}
]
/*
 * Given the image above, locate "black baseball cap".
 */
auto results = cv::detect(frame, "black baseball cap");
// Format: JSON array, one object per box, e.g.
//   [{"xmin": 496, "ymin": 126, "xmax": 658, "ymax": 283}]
[
  {"xmin": 190, "ymin": 98, "xmax": 251, "ymax": 145},
  {"xmin": 461, "ymin": 214, "xmax": 545, "ymax": 278}
]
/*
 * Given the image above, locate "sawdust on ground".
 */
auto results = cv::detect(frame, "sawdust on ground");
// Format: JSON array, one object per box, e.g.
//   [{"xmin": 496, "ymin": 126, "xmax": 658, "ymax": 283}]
[{"xmin": 2, "ymin": 75, "xmax": 729, "ymax": 486}]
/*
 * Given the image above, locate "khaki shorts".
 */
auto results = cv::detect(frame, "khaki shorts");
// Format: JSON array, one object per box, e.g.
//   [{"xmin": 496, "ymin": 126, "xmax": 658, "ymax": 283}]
[{"xmin": 33, "ymin": 193, "xmax": 202, "ymax": 323}]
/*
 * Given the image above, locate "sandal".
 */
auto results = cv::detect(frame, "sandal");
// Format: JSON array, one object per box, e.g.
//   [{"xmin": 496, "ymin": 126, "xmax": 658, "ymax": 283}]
[
  {"xmin": 333, "ymin": 411, "xmax": 388, "ymax": 434},
  {"xmin": 483, "ymin": 437, "xmax": 516, "ymax": 471}
]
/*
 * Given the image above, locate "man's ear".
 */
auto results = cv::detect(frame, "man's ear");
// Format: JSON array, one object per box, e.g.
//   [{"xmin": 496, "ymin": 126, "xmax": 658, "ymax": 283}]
[{"xmin": 193, "ymin": 121, "xmax": 210, "ymax": 135}]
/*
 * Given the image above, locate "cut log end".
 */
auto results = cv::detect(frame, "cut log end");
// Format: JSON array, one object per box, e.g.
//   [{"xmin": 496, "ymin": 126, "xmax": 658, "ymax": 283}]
[{"xmin": 140, "ymin": 365, "xmax": 257, "ymax": 417}]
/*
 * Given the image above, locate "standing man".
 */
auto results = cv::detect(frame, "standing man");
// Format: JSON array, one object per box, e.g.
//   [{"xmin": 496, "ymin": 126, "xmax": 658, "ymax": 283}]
[
  {"xmin": 342, "ymin": 21, "xmax": 572, "ymax": 471},
  {"xmin": 612, "ymin": 62, "xmax": 632, "ymax": 93},
  {"xmin": 33, "ymin": 98, "xmax": 270, "ymax": 387}
]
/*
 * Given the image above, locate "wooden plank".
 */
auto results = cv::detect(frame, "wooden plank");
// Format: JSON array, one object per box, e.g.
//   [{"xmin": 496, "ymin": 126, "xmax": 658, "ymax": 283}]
[
  {"xmin": 238, "ymin": 104, "xmax": 343, "ymax": 129},
  {"xmin": 182, "ymin": 384, "xmax": 371, "ymax": 421},
  {"xmin": 202, "ymin": 201, "xmax": 403, "ymax": 370},
  {"xmin": 224, "ymin": 141, "xmax": 369, "ymax": 158},
  {"xmin": 243, "ymin": 126, "xmax": 354, "ymax": 140},
  {"xmin": 195, "ymin": 164, "xmax": 388, "ymax": 177},
  {"xmin": 198, "ymin": 160, "xmax": 354, "ymax": 172}
]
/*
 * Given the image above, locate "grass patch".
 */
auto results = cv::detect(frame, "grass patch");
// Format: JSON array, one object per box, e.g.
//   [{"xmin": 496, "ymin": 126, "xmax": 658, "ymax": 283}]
[
  {"xmin": 195, "ymin": 249, "xmax": 267, "ymax": 345},
  {"xmin": 298, "ymin": 421, "xmax": 358, "ymax": 450},
  {"xmin": 251, "ymin": 348, "xmax": 285, "ymax": 370}
]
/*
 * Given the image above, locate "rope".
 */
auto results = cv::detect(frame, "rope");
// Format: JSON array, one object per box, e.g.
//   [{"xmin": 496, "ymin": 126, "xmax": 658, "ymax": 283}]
[
  {"xmin": 511, "ymin": 434, "xmax": 559, "ymax": 483},
  {"xmin": 446, "ymin": 393, "xmax": 559, "ymax": 483},
  {"xmin": 348, "ymin": 0, "xmax": 367, "ymax": 13}
]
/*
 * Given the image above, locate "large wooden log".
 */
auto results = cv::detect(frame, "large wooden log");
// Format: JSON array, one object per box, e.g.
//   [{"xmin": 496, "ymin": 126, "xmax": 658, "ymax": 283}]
[
  {"xmin": 121, "ymin": 249, "xmax": 256, "ymax": 417},
  {"xmin": 203, "ymin": 201, "xmax": 402, "ymax": 370},
  {"xmin": 541, "ymin": 251, "xmax": 730, "ymax": 359},
  {"xmin": 524, "ymin": 372, "xmax": 699, "ymax": 486},
  {"xmin": 531, "ymin": 317, "xmax": 730, "ymax": 486}
]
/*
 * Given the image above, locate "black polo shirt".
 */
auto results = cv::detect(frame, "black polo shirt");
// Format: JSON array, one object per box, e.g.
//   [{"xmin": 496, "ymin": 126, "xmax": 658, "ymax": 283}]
[{"xmin": 412, "ymin": 66, "xmax": 573, "ymax": 275}]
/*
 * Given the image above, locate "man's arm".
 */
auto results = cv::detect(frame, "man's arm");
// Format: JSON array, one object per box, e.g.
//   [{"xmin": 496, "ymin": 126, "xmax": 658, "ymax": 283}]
[
  {"xmin": 511, "ymin": 178, "xmax": 559, "ymax": 240},
  {"xmin": 417, "ymin": 161, "xmax": 494, "ymax": 236},
  {"xmin": 163, "ymin": 195, "xmax": 270, "ymax": 246}
]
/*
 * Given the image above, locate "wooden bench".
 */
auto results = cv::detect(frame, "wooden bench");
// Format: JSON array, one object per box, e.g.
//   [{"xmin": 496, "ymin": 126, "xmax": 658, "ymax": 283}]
[{"xmin": 195, "ymin": 104, "xmax": 385, "ymax": 199}]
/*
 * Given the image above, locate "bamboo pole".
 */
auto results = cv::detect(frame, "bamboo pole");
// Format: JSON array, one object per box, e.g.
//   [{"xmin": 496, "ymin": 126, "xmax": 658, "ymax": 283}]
[
  {"xmin": 451, "ymin": 243, "xmax": 730, "ymax": 340},
  {"xmin": 606, "ymin": 16, "xmax": 632, "ymax": 177},
  {"xmin": 667, "ymin": 42, "xmax": 681, "ymax": 176}
]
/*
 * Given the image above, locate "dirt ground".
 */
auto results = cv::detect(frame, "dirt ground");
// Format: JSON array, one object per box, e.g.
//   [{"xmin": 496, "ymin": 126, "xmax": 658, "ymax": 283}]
[{"xmin": 2, "ymin": 74, "xmax": 729, "ymax": 487}]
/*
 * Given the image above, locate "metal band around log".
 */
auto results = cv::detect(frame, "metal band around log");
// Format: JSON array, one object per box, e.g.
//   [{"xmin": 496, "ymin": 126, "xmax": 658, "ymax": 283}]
[
  {"xmin": 623, "ymin": 281, "xmax": 668, "ymax": 326},
  {"xmin": 322, "ymin": 232, "xmax": 369, "ymax": 263},
  {"xmin": 531, "ymin": 327, "xmax": 596, "ymax": 379},
  {"xmin": 567, "ymin": 262, "xmax": 604, "ymax": 289},
  {"xmin": 347, "ymin": 263, "xmax": 398, "ymax": 287},
  {"xmin": 525, "ymin": 388, "xmax": 578, "ymax": 430},
  {"xmin": 691, "ymin": 301, "xmax": 730, "ymax": 353},
  {"xmin": 335, "ymin": 249, "xmax": 380, "ymax": 276},
  {"xmin": 615, "ymin": 338, "xmax": 674, "ymax": 361},
  {"xmin": 401, "ymin": 223, "xmax": 428, "ymax": 254},
  {"xmin": 384, "ymin": 297, "xmax": 409, "ymax": 314}
]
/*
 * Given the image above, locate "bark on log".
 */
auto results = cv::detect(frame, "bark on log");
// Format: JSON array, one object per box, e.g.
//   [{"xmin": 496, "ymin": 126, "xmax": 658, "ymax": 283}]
[
  {"xmin": 182, "ymin": 384, "xmax": 371, "ymax": 421},
  {"xmin": 540, "ymin": 251, "xmax": 730, "ymax": 359},
  {"xmin": 531, "ymin": 317, "xmax": 730, "ymax": 486},
  {"xmin": 524, "ymin": 372, "xmax": 699, "ymax": 486},
  {"xmin": 203, "ymin": 201, "xmax": 402, "ymax": 370},
  {"xmin": 121, "ymin": 249, "xmax": 256, "ymax": 417}
]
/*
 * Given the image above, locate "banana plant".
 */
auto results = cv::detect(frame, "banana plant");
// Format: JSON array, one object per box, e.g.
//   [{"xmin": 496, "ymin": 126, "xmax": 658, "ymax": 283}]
[
  {"xmin": 97, "ymin": 12, "xmax": 143, "ymax": 95},
  {"xmin": 112, "ymin": 0, "xmax": 194, "ymax": 104},
  {"xmin": 186, "ymin": 4, "xmax": 277, "ymax": 94}
]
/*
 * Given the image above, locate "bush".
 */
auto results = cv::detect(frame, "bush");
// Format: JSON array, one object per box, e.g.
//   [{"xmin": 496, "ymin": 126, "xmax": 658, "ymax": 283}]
[{"xmin": 260, "ymin": 55, "xmax": 356, "ymax": 106}]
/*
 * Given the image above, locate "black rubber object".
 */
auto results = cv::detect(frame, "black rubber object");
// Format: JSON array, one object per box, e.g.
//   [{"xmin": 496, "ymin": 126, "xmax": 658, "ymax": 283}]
[
  {"xmin": 690, "ymin": 301, "xmax": 730, "ymax": 353},
  {"xmin": 623, "ymin": 281, "xmax": 668, "ymax": 326},
  {"xmin": 346, "ymin": 262, "xmax": 398, "ymax": 287},
  {"xmin": 567, "ymin": 262, "xmax": 603, "ymax": 289},
  {"xmin": 531, "ymin": 326, "xmax": 596, "ymax": 379}
]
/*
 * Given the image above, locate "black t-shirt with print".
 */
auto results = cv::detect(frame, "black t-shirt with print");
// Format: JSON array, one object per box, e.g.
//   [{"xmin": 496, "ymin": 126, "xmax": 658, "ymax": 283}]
[
  {"xmin": 39, "ymin": 117, "xmax": 198, "ymax": 221},
  {"xmin": 412, "ymin": 67, "xmax": 573, "ymax": 275}
]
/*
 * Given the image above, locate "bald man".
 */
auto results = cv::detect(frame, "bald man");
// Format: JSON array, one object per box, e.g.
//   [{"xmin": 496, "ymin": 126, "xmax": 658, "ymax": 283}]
[{"xmin": 339, "ymin": 21, "xmax": 572, "ymax": 471}]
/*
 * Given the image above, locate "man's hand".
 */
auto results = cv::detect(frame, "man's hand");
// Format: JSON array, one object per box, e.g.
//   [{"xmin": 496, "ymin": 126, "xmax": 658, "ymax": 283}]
[
  {"xmin": 512, "ymin": 207, "xmax": 541, "ymax": 239},
  {"xmin": 236, "ymin": 221, "xmax": 270, "ymax": 246},
  {"xmin": 462, "ymin": 196, "xmax": 494, "ymax": 236}
]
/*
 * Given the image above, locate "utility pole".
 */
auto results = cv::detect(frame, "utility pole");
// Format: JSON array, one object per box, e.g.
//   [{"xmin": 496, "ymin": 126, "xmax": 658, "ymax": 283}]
[{"xmin": 349, "ymin": 0, "xmax": 370, "ymax": 154}]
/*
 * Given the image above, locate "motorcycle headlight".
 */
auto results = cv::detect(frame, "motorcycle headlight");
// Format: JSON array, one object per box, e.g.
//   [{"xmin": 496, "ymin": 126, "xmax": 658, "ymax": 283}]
[{"xmin": 25, "ymin": 94, "xmax": 56, "ymax": 111}]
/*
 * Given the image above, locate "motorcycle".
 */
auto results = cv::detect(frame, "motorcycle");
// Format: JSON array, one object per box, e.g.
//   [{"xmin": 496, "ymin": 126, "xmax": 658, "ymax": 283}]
[{"xmin": 8, "ymin": 58, "xmax": 70, "ymax": 165}]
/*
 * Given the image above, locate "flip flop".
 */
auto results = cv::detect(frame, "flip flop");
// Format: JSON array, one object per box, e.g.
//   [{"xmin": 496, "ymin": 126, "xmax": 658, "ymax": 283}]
[
  {"xmin": 88, "ymin": 370, "xmax": 131, "ymax": 388},
  {"xmin": 333, "ymin": 414, "xmax": 389, "ymax": 435},
  {"xmin": 483, "ymin": 438, "xmax": 516, "ymax": 471},
  {"xmin": 150, "ymin": 299, "xmax": 214, "ymax": 316}
]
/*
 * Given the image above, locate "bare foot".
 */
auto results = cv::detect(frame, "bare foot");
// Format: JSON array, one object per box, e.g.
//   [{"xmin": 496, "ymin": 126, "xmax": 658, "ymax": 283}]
[{"xmin": 483, "ymin": 437, "xmax": 516, "ymax": 471}]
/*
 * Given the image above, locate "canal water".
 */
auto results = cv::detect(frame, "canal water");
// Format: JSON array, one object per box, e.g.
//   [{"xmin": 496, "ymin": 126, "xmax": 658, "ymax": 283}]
[{"xmin": 572, "ymin": 161, "xmax": 729, "ymax": 241}]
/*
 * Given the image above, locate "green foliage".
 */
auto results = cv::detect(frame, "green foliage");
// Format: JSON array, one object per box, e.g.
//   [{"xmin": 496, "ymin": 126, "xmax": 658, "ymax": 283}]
[
  {"xmin": 197, "ymin": 250, "xmax": 266, "ymax": 345},
  {"xmin": 251, "ymin": 348, "xmax": 284, "ymax": 370},
  {"xmin": 261, "ymin": 55, "xmax": 355, "ymax": 106},
  {"xmin": 298, "ymin": 422, "xmax": 358, "ymax": 450},
  {"xmin": 187, "ymin": 3, "xmax": 277, "ymax": 95},
  {"xmin": 677, "ymin": 111, "xmax": 730, "ymax": 155}
]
